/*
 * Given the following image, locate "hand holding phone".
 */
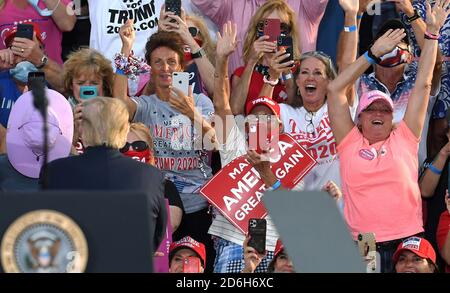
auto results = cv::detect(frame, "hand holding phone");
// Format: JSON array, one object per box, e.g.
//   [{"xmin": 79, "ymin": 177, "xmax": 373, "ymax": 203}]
[
  {"xmin": 16, "ymin": 24, "xmax": 34, "ymax": 40},
  {"xmin": 247, "ymin": 218, "xmax": 267, "ymax": 254},
  {"xmin": 182, "ymin": 256, "xmax": 202, "ymax": 273}
]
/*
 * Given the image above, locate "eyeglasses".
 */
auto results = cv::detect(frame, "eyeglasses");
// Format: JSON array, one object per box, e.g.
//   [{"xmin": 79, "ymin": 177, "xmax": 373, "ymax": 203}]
[
  {"xmin": 188, "ymin": 27, "xmax": 200, "ymax": 38},
  {"xmin": 305, "ymin": 111, "xmax": 315, "ymax": 134},
  {"xmin": 119, "ymin": 141, "xmax": 149, "ymax": 153}
]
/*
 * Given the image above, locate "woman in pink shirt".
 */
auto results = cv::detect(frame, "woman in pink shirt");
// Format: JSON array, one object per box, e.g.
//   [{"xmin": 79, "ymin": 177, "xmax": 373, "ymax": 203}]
[
  {"xmin": 0, "ymin": 0, "xmax": 76, "ymax": 64},
  {"xmin": 327, "ymin": 1, "xmax": 450, "ymax": 273}
]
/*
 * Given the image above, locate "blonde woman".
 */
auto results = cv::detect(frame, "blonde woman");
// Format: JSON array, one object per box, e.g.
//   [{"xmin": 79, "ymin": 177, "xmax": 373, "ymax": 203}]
[
  {"xmin": 122, "ymin": 122, "xmax": 184, "ymax": 233},
  {"xmin": 230, "ymin": 0, "xmax": 301, "ymax": 115}
]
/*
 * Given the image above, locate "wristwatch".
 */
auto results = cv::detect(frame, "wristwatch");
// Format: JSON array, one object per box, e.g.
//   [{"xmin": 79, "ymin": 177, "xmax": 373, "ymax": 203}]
[
  {"xmin": 406, "ymin": 9, "xmax": 420, "ymax": 23},
  {"xmin": 191, "ymin": 48, "xmax": 206, "ymax": 59},
  {"xmin": 36, "ymin": 54, "xmax": 48, "ymax": 69}
]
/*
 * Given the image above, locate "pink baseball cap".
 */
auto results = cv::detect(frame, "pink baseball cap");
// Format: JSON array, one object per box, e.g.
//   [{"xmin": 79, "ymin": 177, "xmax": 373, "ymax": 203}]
[
  {"xmin": 356, "ymin": 90, "xmax": 394, "ymax": 118},
  {"xmin": 6, "ymin": 89, "xmax": 74, "ymax": 178}
]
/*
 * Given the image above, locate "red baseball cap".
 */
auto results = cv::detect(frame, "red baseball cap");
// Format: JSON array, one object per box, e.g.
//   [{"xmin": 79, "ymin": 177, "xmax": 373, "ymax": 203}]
[
  {"xmin": 274, "ymin": 239, "xmax": 284, "ymax": 259},
  {"xmin": 392, "ymin": 237, "xmax": 436, "ymax": 266},
  {"xmin": 169, "ymin": 236, "xmax": 206, "ymax": 266},
  {"xmin": 3, "ymin": 22, "xmax": 44, "ymax": 48},
  {"xmin": 245, "ymin": 96, "xmax": 281, "ymax": 118}
]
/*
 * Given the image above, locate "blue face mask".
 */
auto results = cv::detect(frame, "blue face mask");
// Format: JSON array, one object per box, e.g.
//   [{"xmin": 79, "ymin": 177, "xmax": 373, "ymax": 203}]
[
  {"xmin": 27, "ymin": 0, "xmax": 54, "ymax": 16},
  {"xmin": 10, "ymin": 61, "xmax": 38, "ymax": 83}
]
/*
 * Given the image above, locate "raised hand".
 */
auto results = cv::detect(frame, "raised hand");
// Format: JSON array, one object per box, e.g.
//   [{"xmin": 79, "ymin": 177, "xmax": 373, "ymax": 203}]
[
  {"xmin": 242, "ymin": 236, "xmax": 266, "ymax": 273},
  {"xmin": 267, "ymin": 49, "xmax": 294, "ymax": 79},
  {"xmin": 425, "ymin": 0, "xmax": 450, "ymax": 35},
  {"xmin": 322, "ymin": 180, "xmax": 343, "ymax": 202},
  {"xmin": 339, "ymin": 0, "xmax": 360, "ymax": 14},
  {"xmin": 10, "ymin": 32, "xmax": 43, "ymax": 66},
  {"xmin": 370, "ymin": 28, "xmax": 406, "ymax": 57},
  {"xmin": 169, "ymin": 86, "xmax": 197, "ymax": 119},
  {"xmin": 119, "ymin": 19, "xmax": 135, "ymax": 55},
  {"xmin": 216, "ymin": 21, "xmax": 238, "ymax": 58},
  {"xmin": 389, "ymin": 0, "xmax": 415, "ymax": 17}
]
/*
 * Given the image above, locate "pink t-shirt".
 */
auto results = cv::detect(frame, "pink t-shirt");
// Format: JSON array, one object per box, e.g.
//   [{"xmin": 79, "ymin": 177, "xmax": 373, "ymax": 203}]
[
  {"xmin": 191, "ymin": 0, "xmax": 328, "ymax": 74},
  {"xmin": 0, "ymin": 0, "xmax": 72, "ymax": 64},
  {"xmin": 337, "ymin": 121, "xmax": 424, "ymax": 242}
]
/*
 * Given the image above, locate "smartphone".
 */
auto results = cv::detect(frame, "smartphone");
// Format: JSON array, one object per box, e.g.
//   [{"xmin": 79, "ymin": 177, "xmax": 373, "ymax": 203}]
[
  {"xmin": 357, "ymin": 233, "xmax": 379, "ymax": 273},
  {"xmin": 79, "ymin": 85, "xmax": 98, "ymax": 100},
  {"xmin": 165, "ymin": 0, "xmax": 181, "ymax": 17},
  {"xmin": 278, "ymin": 35, "xmax": 294, "ymax": 66},
  {"xmin": 247, "ymin": 117, "xmax": 271, "ymax": 154},
  {"xmin": 27, "ymin": 71, "xmax": 45, "ymax": 89},
  {"xmin": 248, "ymin": 218, "xmax": 267, "ymax": 254},
  {"xmin": 172, "ymin": 72, "xmax": 189, "ymax": 96},
  {"xmin": 16, "ymin": 24, "xmax": 34, "ymax": 40},
  {"xmin": 182, "ymin": 257, "xmax": 202, "ymax": 273},
  {"xmin": 263, "ymin": 18, "xmax": 281, "ymax": 43}
]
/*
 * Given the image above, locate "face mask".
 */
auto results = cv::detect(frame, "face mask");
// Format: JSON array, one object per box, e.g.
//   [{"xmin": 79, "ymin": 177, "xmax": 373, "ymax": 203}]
[
  {"xmin": 123, "ymin": 149, "xmax": 152, "ymax": 164},
  {"xmin": 10, "ymin": 61, "xmax": 38, "ymax": 83},
  {"xmin": 378, "ymin": 46, "xmax": 411, "ymax": 68},
  {"xmin": 183, "ymin": 39, "xmax": 204, "ymax": 62},
  {"xmin": 27, "ymin": 0, "xmax": 54, "ymax": 16}
]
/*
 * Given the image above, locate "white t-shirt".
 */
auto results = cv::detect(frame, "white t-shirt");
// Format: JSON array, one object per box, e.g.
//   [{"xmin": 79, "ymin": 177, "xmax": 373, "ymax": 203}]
[
  {"xmin": 88, "ymin": 0, "xmax": 164, "ymax": 63},
  {"xmin": 208, "ymin": 123, "xmax": 280, "ymax": 251},
  {"xmin": 279, "ymin": 103, "xmax": 342, "ymax": 190}
]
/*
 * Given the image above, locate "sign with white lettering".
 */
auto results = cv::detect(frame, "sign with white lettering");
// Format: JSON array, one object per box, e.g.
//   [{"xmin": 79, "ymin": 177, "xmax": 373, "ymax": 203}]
[{"xmin": 200, "ymin": 134, "xmax": 316, "ymax": 234}]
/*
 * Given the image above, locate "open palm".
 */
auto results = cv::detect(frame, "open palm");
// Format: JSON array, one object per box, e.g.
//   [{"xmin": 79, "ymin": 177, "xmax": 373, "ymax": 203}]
[
  {"xmin": 426, "ymin": 0, "xmax": 450, "ymax": 34},
  {"xmin": 216, "ymin": 21, "xmax": 237, "ymax": 58}
]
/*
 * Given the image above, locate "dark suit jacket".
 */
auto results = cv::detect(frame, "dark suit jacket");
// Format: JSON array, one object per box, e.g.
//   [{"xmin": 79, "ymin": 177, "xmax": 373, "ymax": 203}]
[{"xmin": 42, "ymin": 145, "xmax": 167, "ymax": 250}]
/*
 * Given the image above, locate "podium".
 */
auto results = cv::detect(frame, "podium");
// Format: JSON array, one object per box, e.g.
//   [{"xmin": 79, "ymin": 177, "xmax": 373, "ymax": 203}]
[{"xmin": 0, "ymin": 191, "xmax": 155, "ymax": 273}]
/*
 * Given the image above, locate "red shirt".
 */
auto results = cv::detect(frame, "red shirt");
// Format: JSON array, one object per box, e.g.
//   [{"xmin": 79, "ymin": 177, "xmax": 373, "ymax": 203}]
[
  {"xmin": 436, "ymin": 211, "xmax": 450, "ymax": 273},
  {"xmin": 232, "ymin": 66, "xmax": 288, "ymax": 106}
]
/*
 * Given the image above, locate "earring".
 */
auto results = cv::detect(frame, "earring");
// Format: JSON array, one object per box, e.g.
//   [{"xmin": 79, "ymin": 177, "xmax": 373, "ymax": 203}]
[{"xmin": 297, "ymin": 88, "xmax": 301, "ymax": 96}]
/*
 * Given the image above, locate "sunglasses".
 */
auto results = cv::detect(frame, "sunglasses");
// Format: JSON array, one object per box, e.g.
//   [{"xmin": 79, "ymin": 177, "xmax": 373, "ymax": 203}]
[
  {"xmin": 119, "ymin": 141, "xmax": 149, "ymax": 153},
  {"xmin": 188, "ymin": 27, "xmax": 200, "ymax": 38}
]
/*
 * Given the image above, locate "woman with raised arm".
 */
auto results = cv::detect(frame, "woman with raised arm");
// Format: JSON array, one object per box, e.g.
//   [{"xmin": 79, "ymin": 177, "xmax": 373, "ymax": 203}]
[{"xmin": 327, "ymin": 0, "xmax": 450, "ymax": 273}]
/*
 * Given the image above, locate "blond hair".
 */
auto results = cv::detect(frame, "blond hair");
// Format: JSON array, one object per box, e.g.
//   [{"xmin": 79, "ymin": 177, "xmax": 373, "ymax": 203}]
[
  {"xmin": 129, "ymin": 122, "xmax": 155, "ymax": 165},
  {"xmin": 186, "ymin": 14, "xmax": 216, "ymax": 65},
  {"xmin": 63, "ymin": 48, "xmax": 114, "ymax": 98},
  {"xmin": 81, "ymin": 97, "xmax": 129, "ymax": 149},
  {"xmin": 242, "ymin": 0, "xmax": 300, "ymax": 63}
]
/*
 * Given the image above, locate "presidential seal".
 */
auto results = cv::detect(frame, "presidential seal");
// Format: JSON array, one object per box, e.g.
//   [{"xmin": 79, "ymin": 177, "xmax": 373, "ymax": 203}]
[{"xmin": 1, "ymin": 210, "xmax": 88, "ymax": 273}]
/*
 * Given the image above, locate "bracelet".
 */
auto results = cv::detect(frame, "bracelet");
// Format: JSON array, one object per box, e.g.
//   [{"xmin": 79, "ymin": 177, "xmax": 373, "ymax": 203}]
[
  {"xmin": 406, "ymin": 9, "xmax": 420, "ymax": 23},
  {"xmin": 424, "ymin": 31, "xmax": 439, "ymax": 40},
  {"xmin": 113, "ymin": 52, "xmax": 151, "ymax": 81},
  {"xmin": 116, "ymin": 68, "xmax": 126, "ymax": 75},
  {"xmin": 367, "ymin": 48, "xmax": 381, "ymax": 64},
  {"xmin": 344, "ymin": 25, "xmax": 357, "ymax": 33},
  {"xmin": 428, "ymin": 163, "xmax": 443, "ymax": 175},
  {"xmin": 270, "ymin": 180, "xmax": 282, "ymax": 191},
  {"xmin": 263, "ymin": 74, "xmax": 279, "ymax": 86},
  {"xmin": 281, "ymin": 73, "xmax": 293, "ymax": 81},
  {"xmin": 363, "ymin": 51, "xmax": 376, "ymax": 65}
]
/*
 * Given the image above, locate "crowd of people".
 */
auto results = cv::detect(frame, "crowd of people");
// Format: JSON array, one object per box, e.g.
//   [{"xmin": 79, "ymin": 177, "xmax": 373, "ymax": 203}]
[{"xmin": 1, "ymin": 0, "xmax": 450, "ymax": 274}]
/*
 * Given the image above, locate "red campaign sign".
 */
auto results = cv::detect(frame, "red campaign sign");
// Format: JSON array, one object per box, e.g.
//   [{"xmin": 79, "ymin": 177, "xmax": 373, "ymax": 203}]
[{"xmin": 200, "ymin": 133, "xmax": 317, "ymax": 234}]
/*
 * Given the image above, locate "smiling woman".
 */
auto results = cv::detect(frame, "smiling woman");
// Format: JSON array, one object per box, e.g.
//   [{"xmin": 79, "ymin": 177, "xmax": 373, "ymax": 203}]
[{"xmin": 326, "ymin": 0, "xmax": 450, "ymax": 273}]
